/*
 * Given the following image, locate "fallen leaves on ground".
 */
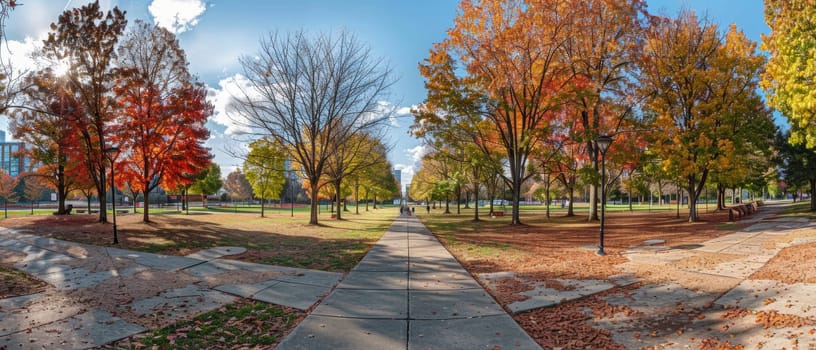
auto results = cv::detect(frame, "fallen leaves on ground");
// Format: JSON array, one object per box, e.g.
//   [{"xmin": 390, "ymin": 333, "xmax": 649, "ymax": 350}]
[
  {"xmin": 698, "ymin": 339, "xmax": 745, "ymax": 350},
  {"xmin": 0, "ymin": 263, "xmax": 47, "ymax": 299},
  {"xmin": 489, "ymin": 277, "xmax": 534, "ymax": 304},
  {"xmin": 104, "ymin": 299, "xmax": 305, "ymax": 350},
  {"xmin": 751, "ymin": 241, "xmax": 816, "ymax": 283},
  {"xmin": 67, "ymin": 269, "xmax": 200, "ymax": 328},
  {"xmin": 754, "ymin": 310, "xmax": 816, "ymax": 329}
]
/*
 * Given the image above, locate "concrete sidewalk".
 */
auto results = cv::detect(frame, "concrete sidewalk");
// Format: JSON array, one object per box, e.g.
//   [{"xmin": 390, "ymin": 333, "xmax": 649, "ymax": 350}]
[
  {"xmin": 0, "ymin": 229, "xmax": 341, "ymax": 349},
  {"xmin": 277, "ymin": 214, "xmax": 541, "ymax": 350}
]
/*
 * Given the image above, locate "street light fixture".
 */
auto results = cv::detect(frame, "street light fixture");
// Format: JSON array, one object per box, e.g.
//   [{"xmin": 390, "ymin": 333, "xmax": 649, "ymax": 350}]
[
  {"xmin": 104, "ymin": 147, "xmax": 120, "ymax": 245},
  {"xmin": 595, "ymin": 135, "xmax": 613, "ymax": 256}
]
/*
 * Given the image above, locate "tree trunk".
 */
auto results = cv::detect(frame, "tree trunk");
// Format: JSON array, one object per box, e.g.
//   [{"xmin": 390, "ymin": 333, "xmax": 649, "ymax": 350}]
[
  {"xmin": 57, "ymin": 164, "xmax": 67, "ymax": 215},
  {"xmin": 365, "ymin": 189, "xmax": 369, "ymax": 211},
  {"xmin": 334, "ymin": 180, "xmax": 343, "ymax": 220},
  {"xmin": 309, "ymin": 181, "xmax": 320, "ymax": 225},
  {"xmin": 628, "ymin": 176, "xmax": 633, "ymax": 212},
  {"xmin": 567, "ymin": 186, "xmax": 575, "ymax": 217},
  {"xmin": 444, "ymin": 194, "xmax": 450, "ymax": 214},
  {"xmin": 810, "ymin": 178, "xmax": 816, "ymax": 212},
  {"xmin": 464, "ymin": 191, "xmax": 471, "ymax": 209},
  {"xmin": 717, "ymin": 183, "xmax": 727, "ymax": 210},
  {"xmin": 98, "ymin": 161, "xmax": 108, "ymax": 223},
  {"xmin": 687, "ymin": 179, "xmax": 697, "ymax": 222},
  {"xmin": 658, "ymin": 187, "xmax": 663, "ymax": 206},
  {"xmin": 143, "ymin": 190, "xmax": 150, "ymax": 222},
  {"xmin": 456, "ymin": 185, "xmax": 461, "ymax": 215},
  {"xmin": 676, "ymin": 186, "xmax": 681, "ymax": 219},
  {"xmin": 373, "ymin": 194, "xmax": 378, "ymax": 209},
  {"xmin": 545, "ymin": 179, "xmax": 551, "ymax": 219},
  {"xmin": 355, "ymin": 181, "xmax": 360, "ymax": 215},
  {"xmin": 472, "ymin": 182, "xmax": 480, "ymax": 221}
]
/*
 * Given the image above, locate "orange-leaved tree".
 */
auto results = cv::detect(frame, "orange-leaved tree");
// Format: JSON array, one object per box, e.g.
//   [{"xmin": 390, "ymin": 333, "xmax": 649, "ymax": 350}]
[
  {"xmin": 0, "ymin": 169, "xmax": 18, "ymax": 218},
  {"xmin": 10, "ymin": 68, "xmax": 88, "ymax": 215},
  {"xmin": 425, "ymin": 0, "xmax": 571, "ymax": 225},
  {"xmin": 113, "ymin": 21, "xmax": 211, "ymax": 222},
  {"xmin": 559, "ymin": 0, "xmax": 650, "ymax": 221}
]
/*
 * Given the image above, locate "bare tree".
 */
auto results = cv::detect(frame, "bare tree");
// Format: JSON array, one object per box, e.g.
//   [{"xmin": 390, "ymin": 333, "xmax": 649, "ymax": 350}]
[{"xmin": 230, "ymin": 30, "xmax": 395, "ymax": 225}]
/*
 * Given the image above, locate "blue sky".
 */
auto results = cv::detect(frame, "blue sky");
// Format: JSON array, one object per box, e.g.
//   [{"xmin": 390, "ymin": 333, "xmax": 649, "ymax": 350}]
[{"xmin": 2, "ymin": 0, "xmax": 769, "ymax": 188}]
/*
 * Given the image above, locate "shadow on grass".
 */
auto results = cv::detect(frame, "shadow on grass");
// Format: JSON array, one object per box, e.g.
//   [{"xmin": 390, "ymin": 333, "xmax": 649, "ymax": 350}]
[{"xmin": 1, "ymin": 210, "xmax": 398, "ymax": 273}]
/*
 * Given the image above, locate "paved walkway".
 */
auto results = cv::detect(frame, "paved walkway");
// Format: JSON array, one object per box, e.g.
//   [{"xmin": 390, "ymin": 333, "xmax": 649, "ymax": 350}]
[
  {"xmin": 0, "ymin": 228, "xmax": 341, "ymax": 349},
  {"xmin": 277, "ymin": 214, "xmax": 541, "ymax": 350},
  {"xmin": 478, "ymin": 202, "xmax": 816, "ymax": 349}
]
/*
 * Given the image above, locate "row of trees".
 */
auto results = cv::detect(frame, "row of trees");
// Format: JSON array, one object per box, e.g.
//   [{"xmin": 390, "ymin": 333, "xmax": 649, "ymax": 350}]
[
  {"xmin": 5, "ymin": 1, "xmax": 212, "ymax": 223},
  {"xmin": 1, "ymin": 2, "xmax": 400, "ymax": 226},
  {"xmin": 227, "ymin": 30, "xmax": 400, "ymax": 224},
  {"xmin": 410, "ymin": 0, "xmax": 783, "ymax": 223}
]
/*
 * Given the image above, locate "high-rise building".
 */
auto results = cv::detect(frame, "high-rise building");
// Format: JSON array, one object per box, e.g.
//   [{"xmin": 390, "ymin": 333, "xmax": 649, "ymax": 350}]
[
  {"xmin": 0, "ymin": 130, "xmax": 31, "ymax": 177},
  {"xmin": 0, "ymin": 141, "xmax": 28, "ymax": 177},
  {"xmin": 392, "ymin": 168, "xmax": 401, "ymax": 184}
]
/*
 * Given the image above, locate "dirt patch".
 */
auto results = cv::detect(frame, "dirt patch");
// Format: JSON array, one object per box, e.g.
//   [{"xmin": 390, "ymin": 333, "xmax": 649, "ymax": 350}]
[
  {"xmin": 0, "ymin": 248, "xmax": 48, "ymax": 299},
  {"xmin": 0, "ymin": 264, "xmax": 48, "ymax": 299},
  {"xmin": 751, "ymin": 242, "xmax": 816, "ymax": 283},
  {"xmin": 67, "ymin": 269, "xmax": 200, "ymax": 328}
]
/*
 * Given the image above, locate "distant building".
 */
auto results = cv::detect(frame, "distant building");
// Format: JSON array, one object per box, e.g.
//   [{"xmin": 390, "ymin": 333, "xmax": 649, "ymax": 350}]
[
  {"xmin": 0, "ymin": 130, "xmax": 31, "ymax": 177},
  {"xmin": 392, "ymin": 169, "xmax": 401, "ymax": 184}
]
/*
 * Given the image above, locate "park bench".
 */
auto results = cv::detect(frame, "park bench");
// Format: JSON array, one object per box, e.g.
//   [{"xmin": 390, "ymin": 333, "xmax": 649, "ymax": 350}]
[
  {"xmin": 54, "ymin": 205, "xmax": 74, "ymax": 215},
  {"xmin": 490, "ymin": 210, "xmax": 504, "ymax": 217},
  {"xmin": 728, "ymin": 202, "xmax": 760, "ymax": 222}
]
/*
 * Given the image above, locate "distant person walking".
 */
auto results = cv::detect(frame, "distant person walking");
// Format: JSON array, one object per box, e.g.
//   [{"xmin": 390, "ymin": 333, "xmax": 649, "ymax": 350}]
[
  {"xmin": 426, "ymin": 205, "xmax": 430, "ymax": 214},
  {"xmin": 411, "ymin": 207, "xmax": 415, "ymax": 215}
]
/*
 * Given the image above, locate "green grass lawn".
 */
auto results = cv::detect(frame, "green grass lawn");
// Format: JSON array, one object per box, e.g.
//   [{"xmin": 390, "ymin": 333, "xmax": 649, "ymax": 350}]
[{"xmin": 780, "ymin": 200, "xmax": 816, "ymax": 219}]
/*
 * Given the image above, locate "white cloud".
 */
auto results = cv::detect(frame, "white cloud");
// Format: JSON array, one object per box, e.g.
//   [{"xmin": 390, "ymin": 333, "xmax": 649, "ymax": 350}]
[
  {"xmin": 206, "ymin": 73, "xmax": 255, "ymax": 136},
  {"xmin": 396, "ymin": 106, "xmax": 413, "ymax": 115},
  {"xmin": 148, "ymin": 0, "xmax": 206, "ymax": 34},
  {"xmin": 5, "ymin": 36, "xmax": 43, "ymax": 75},
  {"xmin": 408, "ymin": 144, "xmax": 429, "ymax": 164}
]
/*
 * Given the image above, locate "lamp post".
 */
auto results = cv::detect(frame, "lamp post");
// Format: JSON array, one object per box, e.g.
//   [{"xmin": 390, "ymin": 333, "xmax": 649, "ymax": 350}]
[
  {"xmin": 595, "ymin": 135, "xmax": 613, "ymax": 256},
  {"xmin": 104, "ymin": 147, "xmax": 120, "ymax": 244}
]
